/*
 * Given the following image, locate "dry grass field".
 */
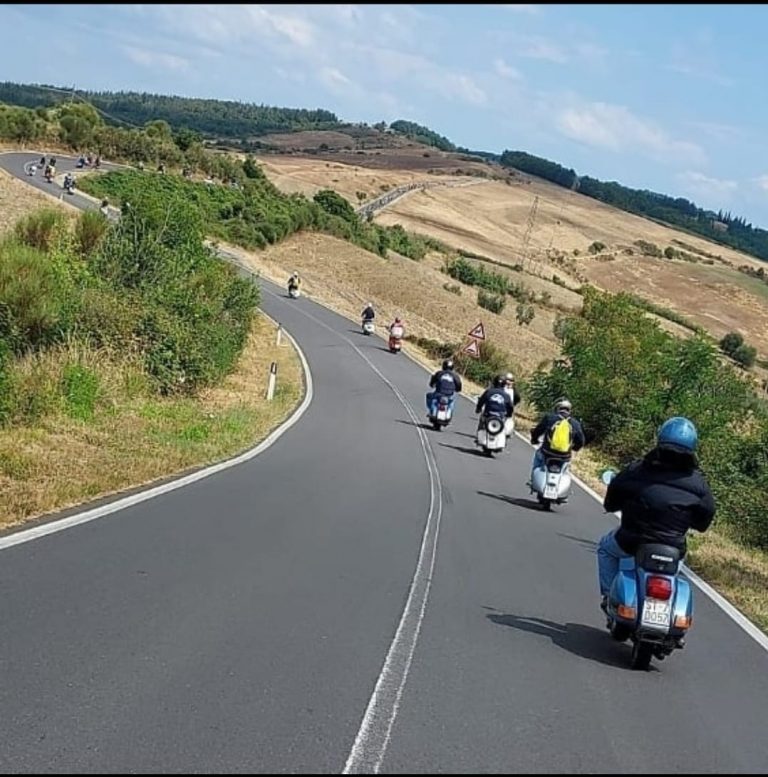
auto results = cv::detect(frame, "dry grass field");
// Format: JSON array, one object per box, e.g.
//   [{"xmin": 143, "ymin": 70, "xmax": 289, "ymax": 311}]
[{"xmin": 256, "ymin": 154, "xmax": 768, "ymax": 359}]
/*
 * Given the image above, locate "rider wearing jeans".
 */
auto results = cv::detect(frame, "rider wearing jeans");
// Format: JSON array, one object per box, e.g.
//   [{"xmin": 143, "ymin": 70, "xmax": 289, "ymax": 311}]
[
  {"xmin": 426, "ymin": 359, "xmax": 462, "ymax": 416},
  {"xmin": 598, "ymin": 416, "xmax": 716, "ymax": 610},
  {"xmin": 475, "ymin": 375, "xmax": 514, "ymax": 430}
]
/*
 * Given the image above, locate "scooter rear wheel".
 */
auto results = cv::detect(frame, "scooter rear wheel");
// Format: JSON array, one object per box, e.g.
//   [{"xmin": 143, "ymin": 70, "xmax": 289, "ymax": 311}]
[
  {"xmin": 610, "ymin": 622, "xmax": 631, "ymax": 642},
  {"xmin": 630, "ymin": 640, "xmax": 654, "ymax": 670}
]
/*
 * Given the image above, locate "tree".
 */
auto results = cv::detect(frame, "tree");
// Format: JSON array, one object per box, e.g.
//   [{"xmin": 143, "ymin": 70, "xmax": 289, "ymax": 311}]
[
  {"xmin": 313, "ymin": 189, "xmax": 357, "ymax": 222},
  {"xmin": 58, "ymin": 101, "xmax": 102, "ymax": 148},
  {"xmin": 720, "ymin": 331, "xmax": 744, "ymax": 356},
  {"xmin": 242, "ymin": 156, "xmax": 262, "ymax": 179},
  {"xmin": 732, "ymin": 344, "xmax": 757, "ymax": 369},
  {"xmin": 144, "ymin": 119, "xmax": 173, "ymax": 141},
  {"xmin": 173, "ymin": 127, "xmax": 202, "ymax": 151}
]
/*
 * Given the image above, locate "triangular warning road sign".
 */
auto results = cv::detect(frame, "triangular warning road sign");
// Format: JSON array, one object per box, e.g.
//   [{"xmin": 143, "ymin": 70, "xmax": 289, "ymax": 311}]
[
  {"xmin": 467, "ymin": 322, "xmax": 486, "ymax": 340},
  {"xmin": 463, "ymin": 339, "xmax": 480, "ymax": 358}
]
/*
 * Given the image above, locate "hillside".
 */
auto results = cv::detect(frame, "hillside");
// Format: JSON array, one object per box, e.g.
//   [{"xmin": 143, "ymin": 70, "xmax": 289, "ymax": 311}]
[{"xmin": 251, "ymin": 152, "xmax": 768, "ymax": 364}]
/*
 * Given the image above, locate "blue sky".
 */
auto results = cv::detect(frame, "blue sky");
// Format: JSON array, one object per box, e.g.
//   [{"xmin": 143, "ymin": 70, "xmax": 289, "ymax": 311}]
[{"xmin": 3, "ymin": 3, "xmax": 768, "ymax": 226}]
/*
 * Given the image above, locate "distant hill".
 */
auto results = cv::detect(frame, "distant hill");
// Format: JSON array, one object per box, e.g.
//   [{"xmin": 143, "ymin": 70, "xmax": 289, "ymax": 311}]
[
  {"xmin": 0, "ymin": 82, "xmax": 342, "ymax": 138},
  {"xmin": 1, "ymin": 80, "xmax": 765, "ymax": 261}
]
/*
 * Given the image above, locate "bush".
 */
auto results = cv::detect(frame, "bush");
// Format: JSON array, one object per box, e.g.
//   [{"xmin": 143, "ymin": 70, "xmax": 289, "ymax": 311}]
[
  {"xmin": 75, "ymin": 210, "xmax": 109, "ymax": 256},
  {"xmin": 515, "ymin": 303, "xmax": 535, "ymax": 326},
  {"xmin": 443, "ymin": 283, "xmax": 462, "ymax": 295},
  {"xmin": 0, "ymin": 240, "xmax": 68, "ymax": 353},
  {"xmin": 477, "ymin": 289, "xmax": 506, "ymax": 314},
  {"xmin": 732, "ymin": 343, "xmax": 757, "ymax": 369},
  {"xmin": 588, "ymin": 241, "xmax": 606, "ymax": 254},
  {"xmin": 14, "ymin": 209, "xmax": 67, "ymax": 252},
  {"xmin": 406, "ymin": 335, "xmax": 516, "ymax": 386},
  {"xmin": 444, "ymin": 257, "xmax": 514, "ymax": 296},
  {"xmin": 634, "ymin": 239, "xmax": 663, "ymax": 257},
  {"xmin": 720, "ymin": 331, "xmax": 744, "ymax": 356},
  {"xmin": 61, "ymin": 362, "xmax": 100, "ymax": 420}
]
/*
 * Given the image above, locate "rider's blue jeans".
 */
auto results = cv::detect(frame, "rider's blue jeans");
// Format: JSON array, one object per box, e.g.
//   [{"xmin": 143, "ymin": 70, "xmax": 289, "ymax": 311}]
[
  {"xmin": 597, "ymin": 529, "xmax": 631, "ymax": 596},
  {"xmin": 426, "ymin": 392, "xmax": 456, "ymax": 415}
]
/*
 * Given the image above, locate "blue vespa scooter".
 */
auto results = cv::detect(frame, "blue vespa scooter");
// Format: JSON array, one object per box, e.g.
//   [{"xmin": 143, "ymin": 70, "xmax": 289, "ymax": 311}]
[{"xmin": 601, "ymin": 470, "xmax": 694, "ymax": 670}]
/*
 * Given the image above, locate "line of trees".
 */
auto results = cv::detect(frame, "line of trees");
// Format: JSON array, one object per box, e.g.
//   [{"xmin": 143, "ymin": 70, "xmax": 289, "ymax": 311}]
[
  {"xmin": 0, "ymin": 82, "xmax": 341, "ymax": 138},
  {"xmin": 499, "ymin": 149, "xmax": 768, "ymax": 262},
  {"xmin": 389, "ymin": 120, "xmax": 456, "ymax": 152}
]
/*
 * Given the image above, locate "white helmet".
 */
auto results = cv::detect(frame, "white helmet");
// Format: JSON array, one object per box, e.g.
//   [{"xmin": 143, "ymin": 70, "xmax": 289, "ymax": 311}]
[
  {"xmin": 555, "ymin": 398, "xmax": 572, "ymax": 416},
  {"xmin": 504, "ymin": 372, "xmax": 515, "ymax": 383}
]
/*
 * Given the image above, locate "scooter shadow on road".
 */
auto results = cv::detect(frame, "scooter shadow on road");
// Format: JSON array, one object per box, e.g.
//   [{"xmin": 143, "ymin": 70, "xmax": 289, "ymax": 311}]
[
  {"xmin": 485, "ymin": 611, "xmax": 634, "ymax": 670},
  {"xmin": 394, "ymin": 418, "xmax": 439, "ymax": 432},
  {"xmin": 438, "ymin": 442, "xmax": 487, "ymax": 458},
  {"xmin": 557, "ymin": 532, "xmax": 598, "ymax": 552},
  {"xmin": 476, "ymin": 490, "xmax": 542, "ymax": 512}
]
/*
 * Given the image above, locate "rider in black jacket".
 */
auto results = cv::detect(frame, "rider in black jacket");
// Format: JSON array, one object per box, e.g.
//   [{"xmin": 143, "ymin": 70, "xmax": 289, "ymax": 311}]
[{"xmin": 597, "ymin": 417, "xmax": 716, "ymax": 608}]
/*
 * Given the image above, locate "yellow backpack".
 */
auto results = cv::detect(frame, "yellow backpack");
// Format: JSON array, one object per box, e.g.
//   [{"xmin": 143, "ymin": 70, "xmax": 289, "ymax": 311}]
[{"xmin": 548, "ymin": 418, "xmax": 572, "ymax": 454}]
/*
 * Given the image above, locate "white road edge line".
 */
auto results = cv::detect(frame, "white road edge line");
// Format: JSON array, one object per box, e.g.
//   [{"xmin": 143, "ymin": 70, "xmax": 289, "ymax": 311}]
[
  {"xmin": 0, "ymin": 318, "xmax": 313, "ymax": 552},
  {"xmin": 261, "ymin": 290, "xmax": 444, "ymax": 774}
]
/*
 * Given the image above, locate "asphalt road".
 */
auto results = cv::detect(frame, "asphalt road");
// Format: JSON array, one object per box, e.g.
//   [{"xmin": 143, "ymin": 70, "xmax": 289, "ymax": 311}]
[{"xmin": 1, "ymin": 153, "xmax": 767, "ymax": 774}]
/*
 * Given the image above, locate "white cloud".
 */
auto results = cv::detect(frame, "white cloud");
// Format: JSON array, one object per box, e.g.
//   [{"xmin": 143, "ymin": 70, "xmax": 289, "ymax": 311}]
[
  {"xmin": 519, "ymin": 37, "xmax": 568, "ymax": 63},
  {"xmin": 677, "ymin": 171, "xmax": 737, "ymax": 202},
  {"xmin": 755, "ymin": 175, "xmax": 768, "ymax": 192},
  {"xmin": 690, "ymin": 121, "xmax": 748, "ymax": 142},
  {"xmin": 452, "ymin": 74, "xmax": 487, "ymax": 105},
  {"xmin": 494, "ymin": 57, "xmax": 522, "ymax": 80},
  {"xmin": 122, "ymin": 45, "xmax": 189, "ymax": 71},
  {"xmin": 668, "ymin": 40, "xmax": 733, "ymax": 86},
  {"xmin": 319, "ymin": 66, "xmax": 353, "ymax": 89},
  {"xmin": 556, "ymin": 101, "xmax": 706, "ymax": 165}
]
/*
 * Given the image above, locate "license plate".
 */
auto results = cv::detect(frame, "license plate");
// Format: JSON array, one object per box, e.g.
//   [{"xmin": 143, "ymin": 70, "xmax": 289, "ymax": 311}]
[
  {"xmin": 641, "ymin": 599, "xmax": 671, "ymax": 628},
  {"xmin": 544, "ymin": 485, "xmax": 558, "ymax": 499},
  {"xmin": 437, "ymin": 409, "xmax": 448, "ymax": 420}
]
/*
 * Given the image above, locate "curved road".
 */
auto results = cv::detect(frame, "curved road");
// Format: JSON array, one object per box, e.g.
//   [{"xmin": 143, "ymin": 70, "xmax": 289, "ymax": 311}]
[{"xmin": 1, "ymin": 153, "xmax": 767, "ymax": 774}]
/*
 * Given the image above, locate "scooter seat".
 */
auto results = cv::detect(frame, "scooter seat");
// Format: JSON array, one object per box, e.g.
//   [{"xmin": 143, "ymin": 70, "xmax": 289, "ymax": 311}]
[{"xmin": 635, "ymin": 543, "xmax": 682, "ymax": 574}]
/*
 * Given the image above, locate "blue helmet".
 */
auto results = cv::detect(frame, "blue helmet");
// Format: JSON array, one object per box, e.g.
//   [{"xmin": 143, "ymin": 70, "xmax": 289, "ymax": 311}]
[{"xmin": 657, "ymin": 417, "xmax": 698, "ymax": 452}]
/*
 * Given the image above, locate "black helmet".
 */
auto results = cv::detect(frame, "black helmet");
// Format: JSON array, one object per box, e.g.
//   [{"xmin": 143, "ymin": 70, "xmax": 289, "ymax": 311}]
[
  {"xmin": 493, "ymin": 374, "xmax": 506, "ymax": 388},
  {"xmin": 442, "ymin": 358, "xmax": 454, "ymax": 370}
]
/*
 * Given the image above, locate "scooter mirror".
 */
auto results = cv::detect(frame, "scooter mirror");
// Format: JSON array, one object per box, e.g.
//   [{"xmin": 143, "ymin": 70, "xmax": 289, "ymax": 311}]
[{"xmin": 601, "ymin": 470, "xmax": 617, "ymax": 485}]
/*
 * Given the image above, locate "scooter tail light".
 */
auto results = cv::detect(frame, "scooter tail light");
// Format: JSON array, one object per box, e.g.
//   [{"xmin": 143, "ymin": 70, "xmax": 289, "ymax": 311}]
[
  {"xmin": 674, "ymin": 614, "xmax": 692, "ymax": 629},
  {"xmin": 617, "ymin": 604, "xmax": 636, "ymax": 619},
  {"xmin": 646, "ymin": 575, "xmax": 673, "ymax": 601}
]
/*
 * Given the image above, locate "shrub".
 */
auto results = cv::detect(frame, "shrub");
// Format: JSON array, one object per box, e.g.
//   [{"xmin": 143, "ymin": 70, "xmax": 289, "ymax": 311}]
[
  {"xmin": 515, "ymin": 303, "xmax": 535, "ymax": 326},
  {"xmin": 0, "ymin": 240, "xmax": 67, "ymax": 353},
  {"xmin": 75, "ymin": 210, "xmax": 109, "ymax": 256},
  {"xmin": 720, "ymin": 331, "xmax": 744, "ymax": 356},
  {"xmin": 61, "ymin": 362, "xmax": 100, "ymax": 420},
  {"xmin": 732, "ymin": 344, "xmax": 757, "ymax": 369},
  {"xmin": 588, "ymin": 241, "xmax": 606, "ymax": 254},
  {"xmin": 14, "ymin": 209, "xmax": 67, "ymax": 252},
  {"xmin": 478, "ymin": 289, "xmax": 506, "ymax": 314}
]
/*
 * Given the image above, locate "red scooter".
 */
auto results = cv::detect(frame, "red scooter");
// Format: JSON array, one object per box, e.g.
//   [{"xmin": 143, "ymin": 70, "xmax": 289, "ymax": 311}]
[{"xmin": 388, "ymin": 322, "xmax": 404, "ymax": 353}]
